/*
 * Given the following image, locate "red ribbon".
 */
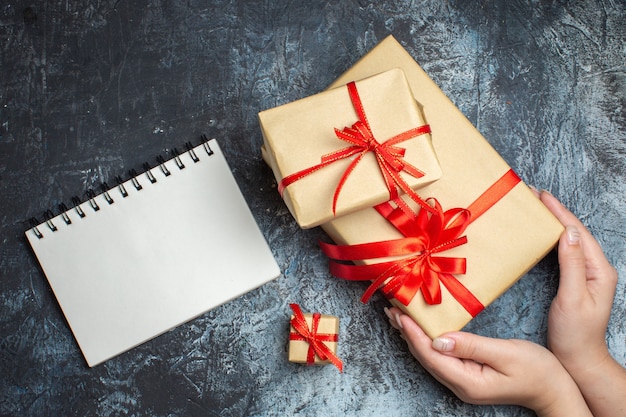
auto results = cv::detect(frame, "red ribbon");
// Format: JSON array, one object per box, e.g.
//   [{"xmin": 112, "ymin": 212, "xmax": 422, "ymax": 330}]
[
  {"xmin": 320, "ymin": 169, "xmax": 521, "ymax": 317},
  {"xmin": 289, "ymin": 303, "xmax": 343, "ymax": 372},
  {"xmin": 278, "ymin": 81, "xmax": 436, "ymax": 215}
]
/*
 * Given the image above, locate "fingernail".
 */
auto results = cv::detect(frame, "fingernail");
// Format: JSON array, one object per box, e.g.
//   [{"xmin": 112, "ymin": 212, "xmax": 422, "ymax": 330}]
[
  {"xmin": 394, "ymin": 313, "xmax": 404, "ymax": 329},
  {"xmin": 384, "ymin": 307, "xmax": 393, "ymax": 320},
  {"xmin": 432, "ymin": 337, "xmax": 455, "ymax": 352},
  {"xmin": 541, "ymin": 189, "xmax": 553, "ymax": 196},
  {"xmin": 566, "ymin": 226, "xmax": 580, "ymax": 246}
]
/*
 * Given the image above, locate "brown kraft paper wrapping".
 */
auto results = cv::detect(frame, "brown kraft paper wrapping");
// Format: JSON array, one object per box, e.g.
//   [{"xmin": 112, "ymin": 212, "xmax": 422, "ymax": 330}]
[
  {"xmin": 259, "ymin": 68, "xmax": 442, "ymax": 229},
  {"xmin": 288, "ymin": 313, "xmax": 340, "ymax": 367},
  {"xmin": 318, "ymin": 36, "xmax": 564, "ymax": 338}
]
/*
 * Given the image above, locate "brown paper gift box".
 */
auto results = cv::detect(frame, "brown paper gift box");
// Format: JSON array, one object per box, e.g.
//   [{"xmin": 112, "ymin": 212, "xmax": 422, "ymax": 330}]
[
  {"xmin": 319, "ymin": 36, "xmax": 564, "ymax": 338},
  {"xmin": 288, "ymin": 312, "xmax": 340, "ymax": 367},
  {"xmin": 259, "ymin": 68, "xmax": 442, "ymax": 229}
]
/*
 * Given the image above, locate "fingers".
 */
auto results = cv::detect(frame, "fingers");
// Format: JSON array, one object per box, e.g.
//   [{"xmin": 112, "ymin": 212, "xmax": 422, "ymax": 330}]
[
  {"xmin": 556, "ymin": 225, "xmax": 589, "ymax": 299},
  {"xmin": 540, "ymin": 190, "xmax": 617, "ymax": 292},
  {"xmin": 429, "ymin": 332, "xmax": 517, "ymax": 372},
  {"xmin": 539, "ymin": 190, "xmax": 585, "ymax": 230},
  {"xmin": 384, "ymin": 308, "xmax": 576, "ymax": 409},
  {"xmin": 384, "ymin": 307, "xmax": 404, "ymax": 331},
  {"xmin": 385, "ymin": 308, "xmax": 507, "ymax": 379},
  {"xmin": 385, "ymin": 307, "xmax": 453, "ymax": 371},
  {"xmin": 386, "ymin": 308, "xmax": 520, "ymax": 368},
  {"xmin": 386, "ymin": 307, "xmax": 511, "ymax": 367},
  {"xmin": 387, "ymin": 308, "xmax": 466, "ymax": 388},
  {"xmin": 388, "ymin": 310, "xmax": 518, "ymax": 404},
  {"xmin": 539, "ymin": 191, "xmax": 606, "ymax": 261}
]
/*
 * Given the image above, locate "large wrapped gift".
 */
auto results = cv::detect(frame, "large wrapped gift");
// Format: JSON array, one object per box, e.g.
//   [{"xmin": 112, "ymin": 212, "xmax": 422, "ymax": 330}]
[
  {"xmin": 259, "ymin": 68, "xmax": 442, "ymax": 229},
  {"xmin": 318, "ymin": 36, "xmax": 564, "ymax": 338}
]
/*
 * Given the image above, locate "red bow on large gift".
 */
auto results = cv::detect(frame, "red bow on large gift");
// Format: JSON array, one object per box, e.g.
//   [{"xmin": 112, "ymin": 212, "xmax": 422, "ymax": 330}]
[{"xmin": 320, "ymin": 169, "xmax": 521, "ymax": 317}]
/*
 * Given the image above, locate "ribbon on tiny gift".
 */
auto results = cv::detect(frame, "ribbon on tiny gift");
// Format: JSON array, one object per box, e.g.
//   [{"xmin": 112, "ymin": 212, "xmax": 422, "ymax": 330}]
[
  {"xmin": 278, "ymin": 81, "xmax": 436, "ymax": 216},
  {"xmin": 320, "ymin": 169, "xmax": 521, "ymax": 317},
  {"xmin": 289, "ymin": 303, "xmax": 343, "ymax": 372}
]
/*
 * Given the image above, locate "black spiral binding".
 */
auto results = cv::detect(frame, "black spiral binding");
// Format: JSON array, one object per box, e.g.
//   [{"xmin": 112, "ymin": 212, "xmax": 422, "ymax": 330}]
[
  {"xmin": 71, "ymin": 196, "xmax": 86, "ymax": 218},
  {"xmin": 27, "ymin": 136, "xmax": 214, "ymax": 240},
  {"xmin": 85, "ymin": 189, "xmax": 100, "ymax": 212},
  {"xmin": 101, "ymin": 183, "xmax": 114, "ymax": 205},
  {"xmin": 115, "ymin": 175, "xmax": 128, "ymax": 197},
  {"xmin": 128, "ymin": 169, "xmax": 143, "ymax": 190},
  {"xmin": 43, "ymin": 210, "xmax": 57, "ymax": 232},
  {"xmin": 58, "ymin": 203, "xmax": 71, "ymax": 225}
]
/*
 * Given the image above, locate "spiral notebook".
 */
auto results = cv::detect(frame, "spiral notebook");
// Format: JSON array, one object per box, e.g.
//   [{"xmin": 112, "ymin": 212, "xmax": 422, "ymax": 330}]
[{"xmin": 25, "ymin": 138, "xmax": 280, "ymax": 367}]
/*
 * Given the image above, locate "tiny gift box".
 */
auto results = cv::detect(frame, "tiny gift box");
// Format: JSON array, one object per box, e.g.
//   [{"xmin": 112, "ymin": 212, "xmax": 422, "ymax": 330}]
[
  {"xmin": 288, "ymin": 304, "xmax": 342, "ymax": 372},
  {"xmin": 259, "ymin": 68, "xmax": 442, "ymax": 229},
  {"xmin": 318, "ymin": 36, "xmax": 564, "ymax": 338}
]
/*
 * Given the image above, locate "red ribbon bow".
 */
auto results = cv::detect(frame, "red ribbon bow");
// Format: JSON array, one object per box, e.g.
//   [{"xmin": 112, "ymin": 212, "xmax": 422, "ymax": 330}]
[
  {"xmin": 320, "ymin": 169, "xmax": 522, "ymax": 317},
  {"xmin": 278, "ymin": 81, "xmax": 435, "ymax": 215},
  {"xmin": 289, "ymin": 304, "xmax": 343, "ymax": 372}
]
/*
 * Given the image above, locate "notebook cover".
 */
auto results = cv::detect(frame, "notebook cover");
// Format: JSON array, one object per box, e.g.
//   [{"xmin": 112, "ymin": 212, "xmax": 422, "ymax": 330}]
[{"xmin": 26, "ymin": 138, "xmax": 280, "ymax": 367}]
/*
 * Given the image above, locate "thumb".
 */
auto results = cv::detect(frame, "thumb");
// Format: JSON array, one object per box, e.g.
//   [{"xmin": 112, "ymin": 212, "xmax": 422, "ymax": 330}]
[
  {"xmin": 432, "ymin": 332, "xmax": 515, "ymax": 367},
  {"xmin": 556, "ymin": 225, "xmax": 588, "ymax": 298}
]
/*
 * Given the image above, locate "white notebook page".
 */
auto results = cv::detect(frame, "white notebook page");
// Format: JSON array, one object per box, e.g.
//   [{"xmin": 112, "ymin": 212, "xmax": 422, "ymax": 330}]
[{"xmin": 26, "ymin": 138, "xmax": 280, "ymax": 367}]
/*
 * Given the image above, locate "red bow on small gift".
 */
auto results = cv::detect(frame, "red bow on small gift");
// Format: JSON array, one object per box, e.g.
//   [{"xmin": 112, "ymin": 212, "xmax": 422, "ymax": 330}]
[
  {"xmin": 320, "ymin": 169, "xmax": 522, "ymax": 317},
  {"xmin": 278, "ymin": 81, "xmax": 435, "ymax": 216},
  {"xmin": 289, "ymin": 303, "xmax": 343, "ymax": 372}
]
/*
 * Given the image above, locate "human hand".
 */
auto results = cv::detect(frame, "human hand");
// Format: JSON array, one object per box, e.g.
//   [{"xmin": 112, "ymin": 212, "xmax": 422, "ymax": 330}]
[
  {"xmin": 540, "ymin": 190, "xmax": 618, "ymax": 370},
  {"xmin": 539, "ymin": 190, "xmax": 625, "ymax": 417},
  {"xmin": 385, "ymin": 307, "xmax": 592, "ymax": 417}
]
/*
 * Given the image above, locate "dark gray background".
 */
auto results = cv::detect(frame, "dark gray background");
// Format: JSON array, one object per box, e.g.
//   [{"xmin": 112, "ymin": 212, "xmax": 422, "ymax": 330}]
[{"xmin": 1, "ymin": 1, "xmax": 624, "ymax": 416}]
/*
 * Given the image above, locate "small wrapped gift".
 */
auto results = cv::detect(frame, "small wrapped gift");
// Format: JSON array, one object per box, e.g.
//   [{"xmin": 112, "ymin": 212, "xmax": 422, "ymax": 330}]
[
  {"xmin": 288, "ymin": 304, "xmax": 342, "ymax": 372},
  {"xmin": 318, "ymin": 36, "xmax": 564, "ymax": 338},
  {"xmin": 259, "ymin": 68, "xmax": 442, "ymax": 229}
]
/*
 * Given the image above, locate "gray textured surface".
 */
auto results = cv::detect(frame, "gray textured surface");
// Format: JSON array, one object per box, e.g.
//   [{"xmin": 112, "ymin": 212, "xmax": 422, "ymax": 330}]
[{"xmin": 1, "ymin": 1, "xmax": 624, "ymax": 416}]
